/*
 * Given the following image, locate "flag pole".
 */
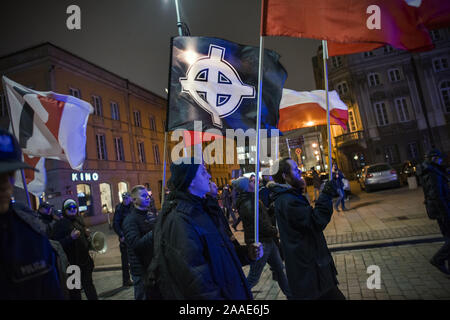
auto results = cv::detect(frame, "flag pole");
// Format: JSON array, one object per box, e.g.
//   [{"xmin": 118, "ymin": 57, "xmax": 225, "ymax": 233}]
[
  {"xmin": 2, "ymin": 77, "xmax": 32, "ymax": 208},
  {"xmin": 322, "ymin": 40, "xmax": 333, "ymax": 179}
]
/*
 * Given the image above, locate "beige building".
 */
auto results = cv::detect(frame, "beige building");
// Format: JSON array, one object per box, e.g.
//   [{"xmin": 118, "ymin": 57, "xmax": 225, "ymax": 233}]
[{"xmin": 0, "ymin": 43, "xmax": 237, "ymax": 225}]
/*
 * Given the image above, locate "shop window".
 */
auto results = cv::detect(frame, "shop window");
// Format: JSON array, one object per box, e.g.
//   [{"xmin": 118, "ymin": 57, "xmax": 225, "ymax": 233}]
[
  {"xmin": 77, "ymin": 184, "xmax": 93, "ymax": 216},
  {"xmin": 118, "ymin": 181, "xmax": 128, "ymax": 202},
  {"xmin": 100, "ymin": 183, "xmax": 113, "ymax": 213}
]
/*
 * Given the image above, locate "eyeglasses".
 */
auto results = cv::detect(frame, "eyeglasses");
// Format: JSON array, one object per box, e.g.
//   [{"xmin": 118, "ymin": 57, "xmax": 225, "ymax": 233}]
[{"xmin": 67, "ymin": 206, "xmax": 77, "ymax": 211}]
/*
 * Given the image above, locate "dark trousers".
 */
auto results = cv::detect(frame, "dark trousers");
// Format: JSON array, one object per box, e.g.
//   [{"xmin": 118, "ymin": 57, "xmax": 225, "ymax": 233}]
[
  {"xmin": 68, "ymin": 261, "xmax": 98, "ymax": 300},
  {"xmin": 119, "ymin": 241, "xmax": 131, "ymax": 283},
  {"xmin": 434, "ymin": 218, "xmax": 450, "ymax": 264},
  {"xmin": 318, "ymin": 286, "xmax": 346, "ymax": 300}
]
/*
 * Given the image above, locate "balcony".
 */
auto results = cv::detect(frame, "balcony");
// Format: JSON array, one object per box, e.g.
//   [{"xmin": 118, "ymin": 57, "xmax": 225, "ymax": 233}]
[{"xmin": 335, "ymin": 130, "xmax": 365, "ymax": 148}]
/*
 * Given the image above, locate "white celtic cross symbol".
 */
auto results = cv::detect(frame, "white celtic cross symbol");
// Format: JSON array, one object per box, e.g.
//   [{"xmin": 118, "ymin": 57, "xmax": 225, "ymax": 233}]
[{"xmin": 180, "ymin": 44, "xmax": 256, "ymax": 128}]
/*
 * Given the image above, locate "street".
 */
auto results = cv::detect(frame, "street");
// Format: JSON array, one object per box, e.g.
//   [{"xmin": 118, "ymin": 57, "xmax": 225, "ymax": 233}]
[{"xmin": 89, "ymin": 182, "xmax": 450, "ymax": 300}]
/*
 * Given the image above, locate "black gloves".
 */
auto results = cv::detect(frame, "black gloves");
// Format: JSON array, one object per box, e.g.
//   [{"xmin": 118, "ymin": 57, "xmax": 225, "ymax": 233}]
[{"xmin": 321, "ymin": 180, "xmax": 338, "ymax": 198}]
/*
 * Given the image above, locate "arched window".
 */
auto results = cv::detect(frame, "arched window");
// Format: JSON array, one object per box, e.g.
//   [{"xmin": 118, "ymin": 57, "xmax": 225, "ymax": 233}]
[
  {"xmin": 77, "ymin": 184, "xmax": 93, "ymax": 216},
  {"xmin": 118, "ymin": 181, "xmax": 129, "ymax": 202},
  {"xmin": 440, "ymin": 81, "xmax": 450, "ymax": 113},
  {"xmin": 100, "ymin": 183, "xmax": 113, "ymax": 213}
]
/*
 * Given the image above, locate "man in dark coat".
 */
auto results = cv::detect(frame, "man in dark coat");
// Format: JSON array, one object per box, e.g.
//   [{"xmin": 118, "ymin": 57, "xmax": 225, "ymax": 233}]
[
  {"xmin": 148, "ymin": 158, "xmax": 262, "ymax": 300},
  {"xmin": 418, "ymin": 149, "xmax": 450, "ymax": 275},
  {"xmin": 113, "ymin": 192, "xmax": 133, "ymax": 287},
  {"xmin": 268, "ymin": 157, "xmax": 345, "ymax": 300},
  {"xmin": 122, "ymin": 185, "xmax": 157, "ymax": 300},
  {"xmin": 233, "ymin": 176, "xmax": 291, "ymax": 299},
  {"xmin": 52, "ymin": 198, "xmax": 98, "ymax": 300},
  {"xmin": 311, "ymin": 167, "xmax": 322, "ymax": 202},
  {"xmin": 37, "ymin": 201, "xmax": 56, "ymax": 236},
  {"xmin": 0, "ymin": 129, "xmax": 65, "ymax": 300}
]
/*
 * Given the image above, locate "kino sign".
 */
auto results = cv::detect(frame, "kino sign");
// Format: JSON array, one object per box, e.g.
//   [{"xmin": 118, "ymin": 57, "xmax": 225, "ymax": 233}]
[{"xmin": 71, "ymin": 172, "xmax": 99, "ymax": 182}]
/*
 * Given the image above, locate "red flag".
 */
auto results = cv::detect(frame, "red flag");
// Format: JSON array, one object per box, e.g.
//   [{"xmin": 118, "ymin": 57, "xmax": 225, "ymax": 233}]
[{"xmin": 262, "ymin": 0, "xmax": 433, "ymax": 54}]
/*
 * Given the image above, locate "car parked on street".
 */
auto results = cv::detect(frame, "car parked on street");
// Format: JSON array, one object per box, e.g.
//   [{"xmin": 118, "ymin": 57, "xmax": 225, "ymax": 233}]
[{"xmin": 358, "ymin": 163, "xmax": 401, "ymax": 192}]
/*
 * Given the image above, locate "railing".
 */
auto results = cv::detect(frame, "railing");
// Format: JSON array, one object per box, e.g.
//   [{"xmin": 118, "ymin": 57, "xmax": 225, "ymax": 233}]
[{"xmin": 335, "ymin": 130, "xmax": 364, "ymax": 146}]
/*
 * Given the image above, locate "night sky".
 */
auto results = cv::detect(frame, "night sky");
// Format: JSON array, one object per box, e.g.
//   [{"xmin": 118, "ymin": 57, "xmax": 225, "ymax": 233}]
[{"xmin": 1, "ymin": 0, "xmax": 321, "ymax": 98}]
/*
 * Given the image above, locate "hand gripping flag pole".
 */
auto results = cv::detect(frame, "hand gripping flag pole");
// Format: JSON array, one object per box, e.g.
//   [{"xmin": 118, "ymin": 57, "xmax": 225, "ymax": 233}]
[{"xmin": 322, "ymin": 40, "xmax": 333, "ymax": 179}]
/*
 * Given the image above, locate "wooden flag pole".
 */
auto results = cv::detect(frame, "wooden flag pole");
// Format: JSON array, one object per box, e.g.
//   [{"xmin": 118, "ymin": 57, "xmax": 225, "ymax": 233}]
[
  {"xmin": 2, "ymin": 78, "xmax": 32, "ymax": 208},
  {"xmin": 322, "ymin": 40, "xmax": 333, "ymax": 179}
]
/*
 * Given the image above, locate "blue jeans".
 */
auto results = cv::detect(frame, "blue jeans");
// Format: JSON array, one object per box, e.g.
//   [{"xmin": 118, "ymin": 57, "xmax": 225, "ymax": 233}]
[
  {"xmin": 334, "ymin": 188, "xmax": 346, "ymax": 210},
  {"xmin": 246, "ymin": 240, "xmax": 291, "ymax": 299},
  {"xmin": 131, "ymin": 274, "xmax": 146, "ymax": 300}
]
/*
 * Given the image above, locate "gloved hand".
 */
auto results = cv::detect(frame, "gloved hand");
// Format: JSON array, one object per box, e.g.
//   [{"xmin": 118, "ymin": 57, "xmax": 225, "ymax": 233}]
[{"xmin": 321, "ymin": 180, "xmax": 339, "ymax": 198}]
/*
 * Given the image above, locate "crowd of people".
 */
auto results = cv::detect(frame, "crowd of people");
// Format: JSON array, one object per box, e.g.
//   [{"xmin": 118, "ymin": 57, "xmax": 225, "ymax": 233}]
[{"xmin": 1, "ymin": 128, "xmax": 449, "ymax": 300}]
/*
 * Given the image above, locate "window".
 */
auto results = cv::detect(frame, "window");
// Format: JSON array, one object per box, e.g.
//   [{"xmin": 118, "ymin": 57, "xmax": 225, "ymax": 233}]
[
  {"xmin": 153, "ymin": 144, "xmax": 161, "ymax": 164},
  {"xmin": 331, "ymin": 56, "xmax": 342, "ymax": 68},
  {"xmin": 440, "ymin": 81, "xmax": 450, "ymax": 113},
  {"xmin": 395, "ymin": 98, "xmax": 410, "ymax": 122},
  {"xmin": 149, "ymin": 116, "xmax": 156, "ymax": 131},
  {"xmin": 374, "ymin": 102, "xmax": 389, "ymax": 126},
  {"xmin": 133, "ymin": 110, "xmax": 141, "ymax": 127},
  {"xmin": 384, "ymin": 145, "xmax": 400, "ymax": 164},
  {"xmin": 96, "ymin": 134, "xmax": 107, "ymax": 160},
  {"xmin": 69, "ymin": 87, "xmax": 81, "ymax": 98},
  {"xmin": 433, "ymin": 58, "xmax": 449, "ymax": 72},
  {"xmin": 336, "ymin": 82, "xmax": 348, "ymax": 96},
  {"xmin": 99, "ymin": 183, "xmax": 113, "ymax": 213},
  {"xmin": 77, "ymin": 184, "xmax": 93, "ymax": 216},
  {"xmin": 0, "ymin": 93, "xmax": 7, "ymax": 117},
  {"xmin": 348, "ymin": 110, "xmax": 357, "ymax": 132},
  {"xmin": 114, "ymin": 137, "xmax": 125, "ymax": 161},
  {"xmin": 368, "ymin": 73, "xmax": 381, "ymax": 87},
  {"xmin": 407, "ymin": 142, "xmax": 419, "ymax": 160},
  {"xmin": 384, "ymin": 45, "xmax": 393, "ymax": 54},
  {"xmin": 364, "ymin": 51, "xmax": 374, "ymax": 58},
  {"xmin": 118, "ymin": 182, "xmax": 128, "ymax": 203},
  {"xmin": 110, "ymin": 102, "xmax": 120, "ymax": 120},
  {"xmin": 388, "ymin": 68, "xmax": 401, "ymax": 82},
  {"xmin": 430, "ymin": 30, "xmax": 441, "ymax": 41},
  {"xmin": 138, "ymin": 141, "xmax": 146, "ymax": 163},
  {"xmin": 92, "ymin": 95, "xmax": 103, "ymax": 117}
]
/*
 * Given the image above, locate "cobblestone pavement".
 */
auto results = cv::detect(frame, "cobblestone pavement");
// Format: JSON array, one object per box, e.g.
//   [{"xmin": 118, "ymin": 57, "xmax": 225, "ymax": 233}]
[
  {"xmin": 92, "ymin": 242, "xmax": 450, "ymax": 300},
  {"xmin": 88, "ymin": 183, "xmax": 449, "ymax": 300}
]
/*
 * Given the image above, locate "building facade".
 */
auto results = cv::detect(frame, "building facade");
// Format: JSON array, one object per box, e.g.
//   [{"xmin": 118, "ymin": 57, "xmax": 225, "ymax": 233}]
[
  {"xmin": 312, "ymin": 28, "xmax": 450, "ymax": 177},
  {"xmin": 0, "ymin": 43, "xmax": 236, "ymax": 225}
]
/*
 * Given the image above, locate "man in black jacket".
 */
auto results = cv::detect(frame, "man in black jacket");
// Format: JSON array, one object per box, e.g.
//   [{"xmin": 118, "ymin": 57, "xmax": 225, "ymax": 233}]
[
  {"xmin": 418, "ymin": 149, "xmax": 450, "ymax": 275},
  {"xmin": 233, "ymin": 176, "xmax": 291, "ymax": 299},
  {"xmin": 123, "ymin": 185, "xmax": 156, "ymax": 300},
  {"xmin": 0, "ymin": 129, "xmax": 65, "ymax": 300},
  {"xmin": 113, "ymin": 192, "xmax": 133, "ymax": 287},
  {"xmin": 148, "ymin": 158, "xmax": 262, "ymax": 299},
  {"xmin": 268, "ymin": 157, "xmax": 344, "ymax": 300},
  {"xmin": 37, "ymin": 202, "xmax": 56, "ymax": 236}
]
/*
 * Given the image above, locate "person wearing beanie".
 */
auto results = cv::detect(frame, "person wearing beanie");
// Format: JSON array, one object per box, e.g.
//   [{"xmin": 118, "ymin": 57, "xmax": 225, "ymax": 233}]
[
  {"xmin": 0, "ymin": 129, "xmax": 65, "ymax": 299},
  {"xmin": 52, "ymin": 199, "xmax": 98, "ymax": 300},
  {"xmin": 37, "ymin": 202, "xmax": 56, "ymax": 236},
  {"xmin": 148, "ymin": 158, "xmax": 263, "ymax": 300}
]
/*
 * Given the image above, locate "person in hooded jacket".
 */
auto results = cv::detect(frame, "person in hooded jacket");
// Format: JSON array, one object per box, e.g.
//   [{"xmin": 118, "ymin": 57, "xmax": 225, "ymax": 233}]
[
  {"xmin": 233, "ymin": 176, "xmax": 291, "ymax": 299},
  {"xmin": 51, "ymin": 198, "xmax": 98, "ymax": 300},
  {"xmin": 417, "ymin": 149, "xmax": 450, "ymax": 275},
  {"xmin": 147, "ymin": 158, "xmax": 262, "ymax": 300},
  {"xmin": 268, "ymin": 157, "xmax": 345, "ymax": 300}
]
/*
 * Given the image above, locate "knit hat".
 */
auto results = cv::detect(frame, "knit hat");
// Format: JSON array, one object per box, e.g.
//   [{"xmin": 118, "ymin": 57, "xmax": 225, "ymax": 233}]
[
  {"xmin": 232, "ymin": 177, "xmax": 250, "ymax": 194},
  {"xmin": 62, "ymin": 199, "xmax": 77, "ymax": 211},
  {"xmin": 168, "ymin": 157, "xmax": 201, "ymax": 191}
]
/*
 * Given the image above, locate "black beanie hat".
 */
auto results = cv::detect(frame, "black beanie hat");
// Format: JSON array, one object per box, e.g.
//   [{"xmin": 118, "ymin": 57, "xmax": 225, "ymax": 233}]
[{"xmin": 168, "ymin": 157, "xmax": 201, "ymax": 191}]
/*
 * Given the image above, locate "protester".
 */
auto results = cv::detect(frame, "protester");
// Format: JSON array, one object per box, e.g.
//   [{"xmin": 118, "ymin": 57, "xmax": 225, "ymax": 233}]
[
  {"xmin": 311, "ymin": 167, "xmax": 322, "ymax": 202},
  {"xmin": 113, "ymin": 192, "xmax": 134, "ymax": 287},
  {"xmin": 38, "ymin": 201, "xmax": 56, "ymax": 236},
  {"xmin": 332, "ymin": 163, "xmax": 348, "ymax": 212},
  {"xmin": 148, "ymin": 158, "xmax": 262, "ymax": 299},
  {"xmin": 233, "ymin": 177, "xmax": 291, "ymax": 299},
  {"xmin": 418, "ymin": 149, "xmax": 450, "ymax": 275},
  {"xmin": 222, "ymin": 184, "xmax": 237, "ymax": 225},
  {"xmin": 0, "ymin": 129, "xmax": 65, "ymax": 300},
  {"xmin": 52, "ymin": 198, "xmax": 98, "ymax": 300},
  {"xmin": 122, "ymin": 185, "xmax": 157, "ymax": 300},
  {"xmin": 268, "ymin": 157, "xmax": 345, "ymax": 300}
]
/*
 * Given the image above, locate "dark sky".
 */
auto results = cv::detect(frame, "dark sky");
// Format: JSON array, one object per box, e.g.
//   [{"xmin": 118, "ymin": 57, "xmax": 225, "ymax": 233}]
[{"xmin": 1, "ymin": 0, "xmax": 321, "ymax": 97}]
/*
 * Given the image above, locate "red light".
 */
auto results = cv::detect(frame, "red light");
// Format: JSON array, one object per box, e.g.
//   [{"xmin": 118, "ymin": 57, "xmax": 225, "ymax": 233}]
[
  {"xmin": 391, "ymin": 170, "xmax": 396, "ymax": 174},
  {"xmin": 367, "ymin": 173, "xmax": 373, "ymax": 178}
]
